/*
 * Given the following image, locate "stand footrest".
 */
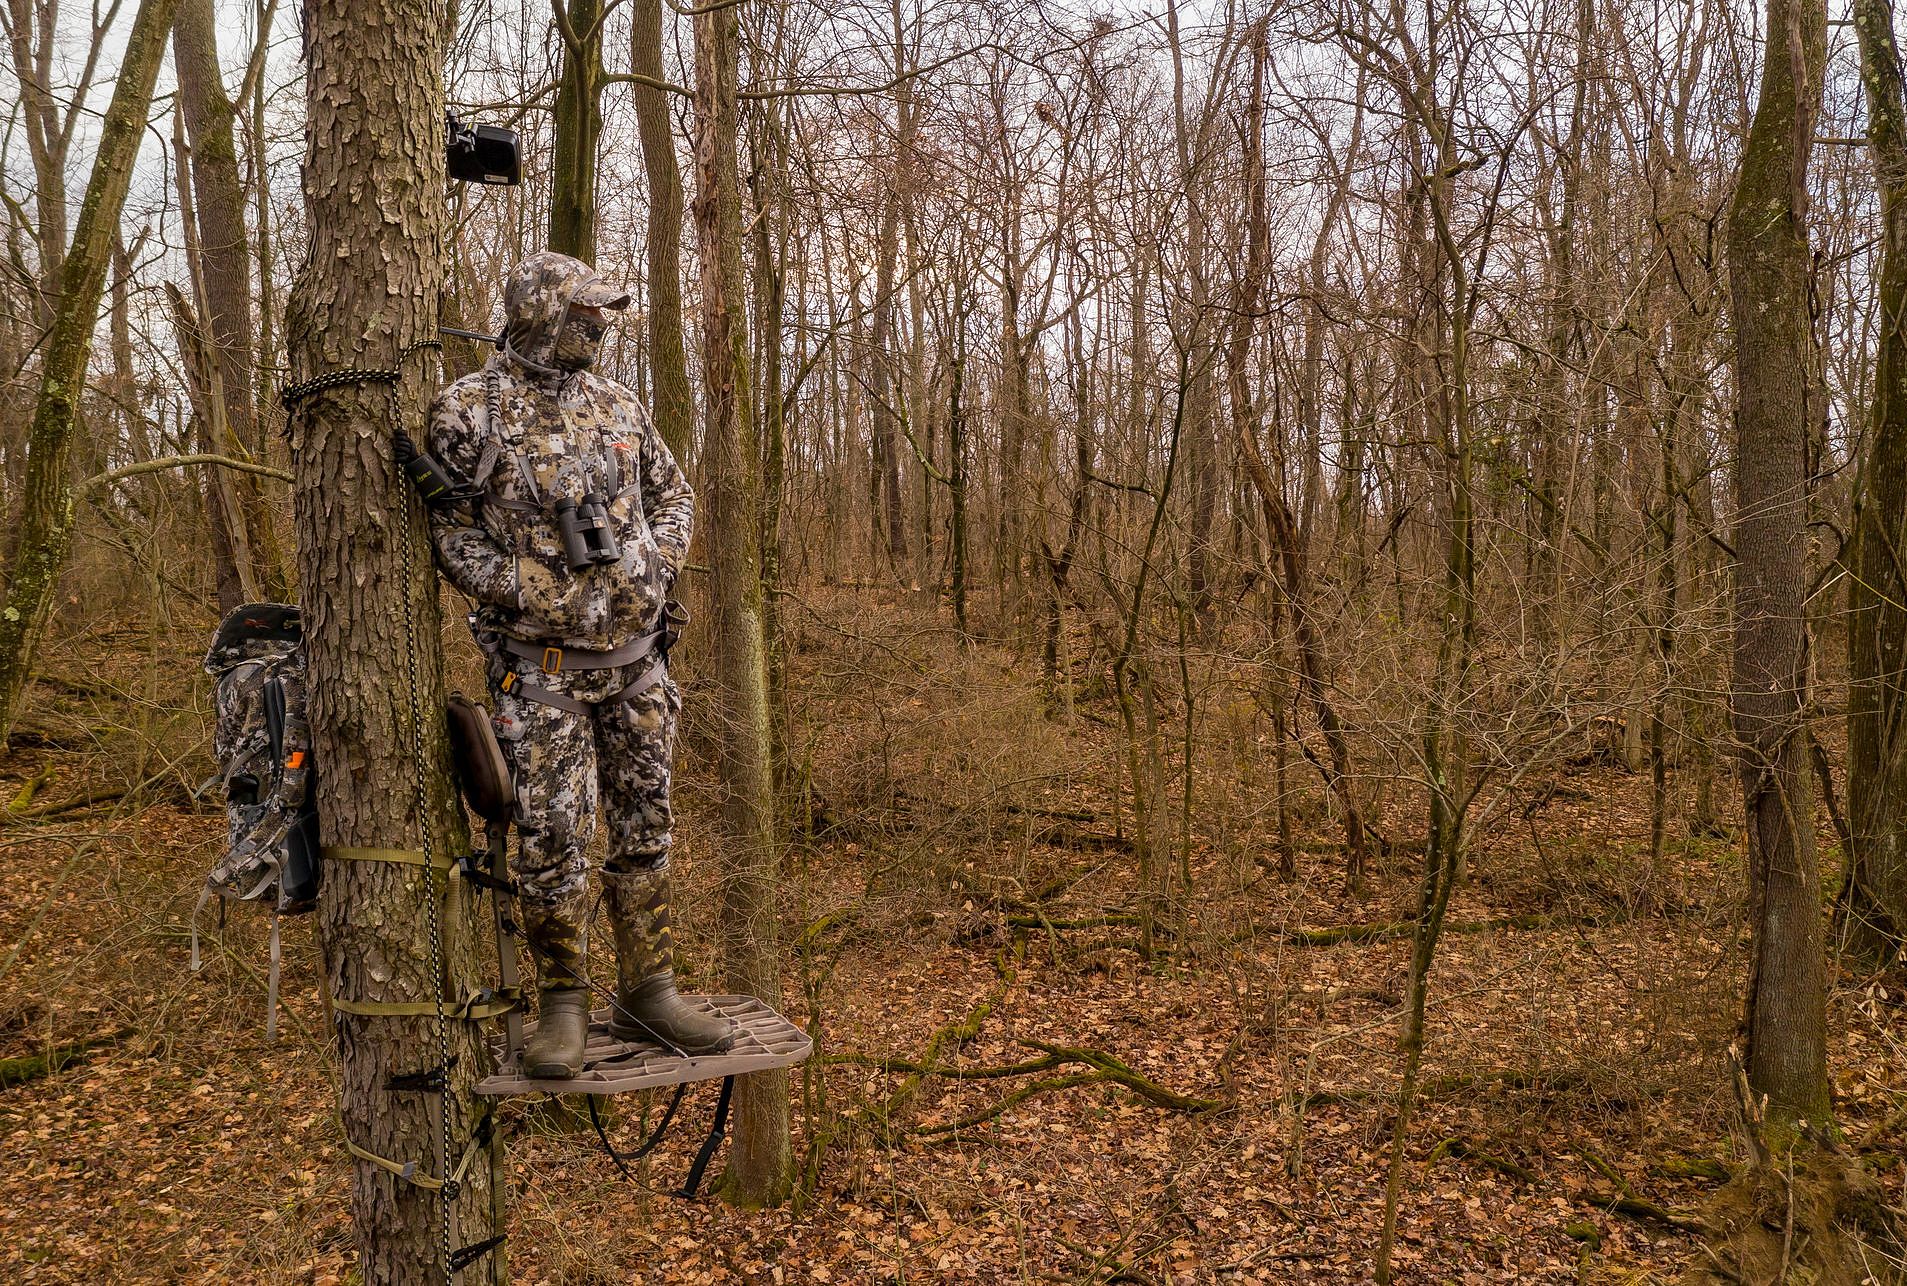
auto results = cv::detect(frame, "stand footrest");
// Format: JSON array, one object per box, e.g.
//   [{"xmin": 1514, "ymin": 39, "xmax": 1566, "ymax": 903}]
[{"xmin": 475, "ymin": 995, "xmax": 810, "ymax": 1097}]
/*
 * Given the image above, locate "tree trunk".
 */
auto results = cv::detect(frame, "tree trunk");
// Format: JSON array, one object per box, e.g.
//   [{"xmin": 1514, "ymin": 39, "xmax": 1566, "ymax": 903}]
[
  {"xmin": 173, "ymin": 0, "xmax": 288, "ymax": 600},
  {"xmin": 1727, "ymin": 0, "xmax": 1832, "ymax": 1134},
  {"xmin": 690, "ymin": 0, "xmax": 794, "ymax": 1207},
  {"xmin": 550, "ymin": 0, "xmax": 604, "ymax": 262},
  {"xmin": 630, "ymin": 0, "xmax": 693, "ymax": 463},
  {"xmin": 285, "ymin": 2, "xmax": 505, "ymax": 1278},
  {"xmin": 1848, "ymin": 0, "xmax": 1907, "ymax": 964},
  {"xmin": 1231, "ymin": 24, "xmax": 1369, "ymax": 890},
  {"xmin": 0, "ymin": 0, "xmax": 183, "ymax": 751}
]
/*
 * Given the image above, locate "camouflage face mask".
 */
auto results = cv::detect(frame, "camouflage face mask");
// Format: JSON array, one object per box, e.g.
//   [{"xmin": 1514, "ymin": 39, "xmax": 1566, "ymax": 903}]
[{"xmin": 552, "ymin": 306, "xmax": 609, "ymax": 371}]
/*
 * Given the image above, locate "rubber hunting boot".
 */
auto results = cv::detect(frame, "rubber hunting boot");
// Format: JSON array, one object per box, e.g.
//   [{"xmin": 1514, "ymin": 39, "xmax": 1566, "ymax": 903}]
[
  {"xmin": 520, "ymin": 895, "xmax": 590, "ymax": 1078},
  {"xmin": 603, "ymin": 865, "xmax": 736, "ymax": 1053}
]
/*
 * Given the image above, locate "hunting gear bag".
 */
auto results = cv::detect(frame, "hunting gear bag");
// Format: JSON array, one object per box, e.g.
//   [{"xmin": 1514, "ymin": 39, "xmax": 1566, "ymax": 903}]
[{"xmin": 196, "ymin": 602, "xmax": 320, "ymax": 1038}]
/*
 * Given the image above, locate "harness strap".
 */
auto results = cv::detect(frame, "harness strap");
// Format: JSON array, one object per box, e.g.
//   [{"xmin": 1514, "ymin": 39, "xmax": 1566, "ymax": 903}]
[
  {"xmin": 498, "ymin": 657, "xmax": 669, "ymax": 717},
  {"xmin": 495, "ymin": 626, "xmax": 664, "ymax": 673}
]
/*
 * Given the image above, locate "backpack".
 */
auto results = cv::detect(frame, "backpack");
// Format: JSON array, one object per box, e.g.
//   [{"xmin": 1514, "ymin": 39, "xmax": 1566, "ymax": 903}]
[{"xmin": 195, "ymin": 602, "xmax": 321, "ymax": 1038}]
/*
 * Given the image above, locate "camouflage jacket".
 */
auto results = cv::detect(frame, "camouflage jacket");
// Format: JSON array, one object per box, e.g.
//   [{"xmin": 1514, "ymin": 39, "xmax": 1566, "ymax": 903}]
[{"xmin": 426, "ymin": 253, "xmax": 694, "ymax": 651}]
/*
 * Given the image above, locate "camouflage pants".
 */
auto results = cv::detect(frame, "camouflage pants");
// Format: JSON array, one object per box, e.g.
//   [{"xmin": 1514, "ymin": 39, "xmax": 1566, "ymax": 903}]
[{"xmin": 490, "ymin": 650, "xmax": 680, "ymax": 909}]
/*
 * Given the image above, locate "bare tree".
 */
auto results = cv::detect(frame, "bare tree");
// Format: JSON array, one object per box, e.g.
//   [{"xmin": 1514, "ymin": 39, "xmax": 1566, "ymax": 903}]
[
  {"xmin": 1727, "ymin": 0, "xmax": 1831, "ymax": 1135},
  {"xmin": 285, "ymin": 0, "xmax": 504, "ymax": 1276},
  {"xmin": 0, "ymin": 0, "xmax": 183, "ymax": 750},
  {"xmin": 691, "ymin": 0, "xmax": 794, "ymax": 1206}
]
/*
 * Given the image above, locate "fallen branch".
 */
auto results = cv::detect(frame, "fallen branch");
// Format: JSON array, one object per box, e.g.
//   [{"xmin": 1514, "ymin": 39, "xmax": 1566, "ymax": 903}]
[
  {"xmin": 1005, "ymin": 912, "xmax": 1146, "ymax": 931},
  {"xmin": 1426, "ymin": 1135, "xmax": 1536, "ymax": 1183},
  {"xmin": 1580, "ymin": 1188, "xmax": 1706, "ymax": 1233},
  {"xmin": 912, "ymin": 1070, "xmax": 1105, "ymax": 1136},
  {"xmin": 0, "ymin": 1029, "xmax": 126, "ymax": 1091},
  {"xmin": 855, "ymin": 939, "xmax": 1022, "ymax": 1129},
  {"xmin": 1267, "ymin": 911, "xmax": 1602, "ymax": 948},
  {"xmin": 825, "ymin": 1051, "xmax": 1067, "ymax": 1081},
  {"xmin": 8, "ymin": 765, "xmax": 53, "ymax": 811},
  {"xmin": 5, "ymin": 784, "xmax": 128, "ymax": 821},
  {"xmin": 1019, "ymin": 1040, "xmax": 1223, "ymax": 1114}
]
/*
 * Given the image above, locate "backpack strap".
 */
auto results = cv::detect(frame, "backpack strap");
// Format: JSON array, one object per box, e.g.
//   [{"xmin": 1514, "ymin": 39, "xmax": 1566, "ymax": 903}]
[{"xmin": 265, "ymin": 910, "xmax": 283, "ymax": 1042}]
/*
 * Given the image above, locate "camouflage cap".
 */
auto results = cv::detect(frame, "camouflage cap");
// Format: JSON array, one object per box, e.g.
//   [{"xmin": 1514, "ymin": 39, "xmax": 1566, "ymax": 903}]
[{"xmin": 572, "ymin": 277, "xmax": 631, "ymax": 311}]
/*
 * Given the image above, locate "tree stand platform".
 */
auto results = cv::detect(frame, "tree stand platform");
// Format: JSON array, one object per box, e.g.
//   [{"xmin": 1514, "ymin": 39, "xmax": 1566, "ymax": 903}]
[
  {"xmin": 477, "ymin": 995, "xmax": 810, "ymax": 1197},
  {"xmin": 475, "ymin": 995, "xmax": 811, "ymax": 1097}
]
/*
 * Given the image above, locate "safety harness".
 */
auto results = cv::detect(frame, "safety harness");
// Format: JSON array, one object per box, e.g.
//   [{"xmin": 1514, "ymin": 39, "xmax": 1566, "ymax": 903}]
[{"xmin": 489, "ymin": 623, "xmax": 672, "ymax": 716}]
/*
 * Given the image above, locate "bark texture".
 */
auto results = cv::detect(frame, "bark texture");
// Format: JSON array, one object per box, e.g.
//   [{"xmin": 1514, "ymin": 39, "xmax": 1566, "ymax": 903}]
[
  {"xmin": 284, "ymin": 2, "xmax": 503, "ymax": 1277},
  {"xmin": 691, "ymin": 0, "xmax": 795, "ymax": 1207},
  {"xmin": 0, "ymin": 0, "xmax": 182, "ymax": 750},
  {"xmin": 1727, "ymin": 0, "xmax": 1832, "ymax": 1132},
  {"xmin": 1849, "ymin": 0, "xmax": 1907, "ymax": 963},
  {"xmin": 631, "ymin": 0, "xmax": 694, "ymax": 462},
  {"xmin": 550, "ymin": 0, "xmax": 603, "ymax": 263}
]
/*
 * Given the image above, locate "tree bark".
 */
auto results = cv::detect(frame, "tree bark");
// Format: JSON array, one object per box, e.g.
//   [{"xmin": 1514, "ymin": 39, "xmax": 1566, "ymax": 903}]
[
  {"xmin": 631, "ymin": 0, "xmax": 694, "ymax": 463},
  {"xmin": 1848, "ymin": 0, "xmax": 1907, "ymax": 964},
  {"xmin": 0, "ymin": 0, "xmax": 183, "ymax": 750},
  {"xmin": 691, "ymin": 0, "xmax": 794, "ymax": 1207},
  {"xmin": 285, "ymin": 1, "xmax": 505, "ymax": 1277},
  {"xmin": 550, "ymin": 0, "xmax": 604, "ymax": 262},
  {"xmin": 1727, "ymin": 0, "xmax": 1832, "ymax": 1134}
]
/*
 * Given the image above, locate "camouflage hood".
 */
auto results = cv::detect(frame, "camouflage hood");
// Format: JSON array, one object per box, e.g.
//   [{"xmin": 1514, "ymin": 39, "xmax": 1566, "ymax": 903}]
[
  {"xmin": 501, "ymin": 251, "xmax": 630, "ymax": 375},
  {"xmin": 202, "ymin": 602, "xmax": 302, "ymax": 675}
]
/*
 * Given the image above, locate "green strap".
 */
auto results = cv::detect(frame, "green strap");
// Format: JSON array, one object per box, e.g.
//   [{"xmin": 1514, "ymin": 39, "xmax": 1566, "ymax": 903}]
[
  {"xmin": 342, "ymin": 1109, "xmax": 489, "ymax": 1195},
  {"xmin": 332, "ymin": 990, "xmax": 521, "ymax": 1021},
  {"xmin": 345, "ymin": 1137, "xmax": 449, "ymax": 1191},
  {"xmin": 324, "ymin": 845, "xmax": 456, "ymax": 871}
]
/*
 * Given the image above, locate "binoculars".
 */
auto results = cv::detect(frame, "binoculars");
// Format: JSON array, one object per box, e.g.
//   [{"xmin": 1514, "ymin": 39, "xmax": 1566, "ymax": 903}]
[{"xmin": 554, "ymin": 492, "xmax": 621, "ymax": 572}]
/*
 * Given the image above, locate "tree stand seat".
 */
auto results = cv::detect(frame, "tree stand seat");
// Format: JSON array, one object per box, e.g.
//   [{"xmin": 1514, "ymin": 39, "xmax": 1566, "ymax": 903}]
[{"xmin": 475, "ymin": 994, "xmax": 810, "ymax": 1097}]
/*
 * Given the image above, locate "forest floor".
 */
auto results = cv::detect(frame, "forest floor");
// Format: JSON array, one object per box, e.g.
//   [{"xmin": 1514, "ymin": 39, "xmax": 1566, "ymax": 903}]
[{"xmin": 0, "ymin": 588, "xmax": 1902, "ymax": 1284}]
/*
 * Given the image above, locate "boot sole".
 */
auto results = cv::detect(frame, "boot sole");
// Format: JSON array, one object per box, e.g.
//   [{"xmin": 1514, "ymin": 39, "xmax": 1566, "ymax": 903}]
[{"xmin": 526, "ymin": 1059, "xmax": 584, "ymax": 1078}]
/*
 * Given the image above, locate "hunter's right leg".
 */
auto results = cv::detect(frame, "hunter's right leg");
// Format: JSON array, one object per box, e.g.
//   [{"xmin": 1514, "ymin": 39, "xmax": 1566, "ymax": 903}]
[{"xmin": 495, "ymin": 667, "xmax": 599, "ymax": 1078}]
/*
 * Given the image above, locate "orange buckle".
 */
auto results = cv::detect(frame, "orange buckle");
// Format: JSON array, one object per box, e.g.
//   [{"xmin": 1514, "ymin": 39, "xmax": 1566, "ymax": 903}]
[
  {"xmin": 541, "ymin": 646, "xmax": 563, "ymax": 674},
  {"xmin": 500, "ymin": 672, "xmax": 518, "ymax": 692}
]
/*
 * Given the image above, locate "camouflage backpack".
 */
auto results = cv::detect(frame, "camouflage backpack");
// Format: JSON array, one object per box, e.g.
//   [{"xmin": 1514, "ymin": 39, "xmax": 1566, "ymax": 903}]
[{"xmin": 195, "ymin": 603, "xmax": 321, "ymax": 1038}]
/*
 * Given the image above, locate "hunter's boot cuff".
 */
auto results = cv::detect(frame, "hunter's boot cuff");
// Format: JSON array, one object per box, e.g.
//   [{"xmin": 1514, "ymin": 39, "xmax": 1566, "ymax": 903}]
[
  {"xmin": 524, "ymin": 987, "xmax": 590, "ymax": 1079},
  {"xmin": 520, "ymin": 893, "xmax": 591, "ymax": 1077},
  {"xmin": 603, "ymin": 867, "xmax": 737, "ymax": 1053}
]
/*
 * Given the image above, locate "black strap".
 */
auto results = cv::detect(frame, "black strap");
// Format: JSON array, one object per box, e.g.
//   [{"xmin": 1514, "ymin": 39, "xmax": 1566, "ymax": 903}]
[
  {"xmin": 448, "ymin": 1234, "xmax": 507, "ymax": 1274},
  {"xmin": 680, "ymin": 1076, "xmax": 734, "ymax": 1199},
  {"xmin": 586, "ymin": 1081, "xmax": 690, "ymax": 1184},
  {"xmin": 455, "ymin": 853, "xmax": 519, "ymax": 895},
  {"xmin": 496, "ymin": 655, "xmax": 669, "ymax": 717},
  {"xmin": 496, "ymin": 627, "xmax": 664, "ymax": 672}
]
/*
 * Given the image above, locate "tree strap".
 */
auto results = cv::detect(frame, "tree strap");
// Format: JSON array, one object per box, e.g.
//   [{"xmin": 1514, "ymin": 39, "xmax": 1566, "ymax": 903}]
[
  {"xmin": 343, "ymin": 1116, "xmax": 490, "ymax": 1198},
  {"xmin": 345, "ymin": 1137, "xmax": 451, "ymax": 1191},
  {"xmin": 332, "ymin": 989, "xmax": 521, "ymax": 1021},
  {"xmin": 324, "ymin": 845, "xmax": 457, "ymax": 870}
]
